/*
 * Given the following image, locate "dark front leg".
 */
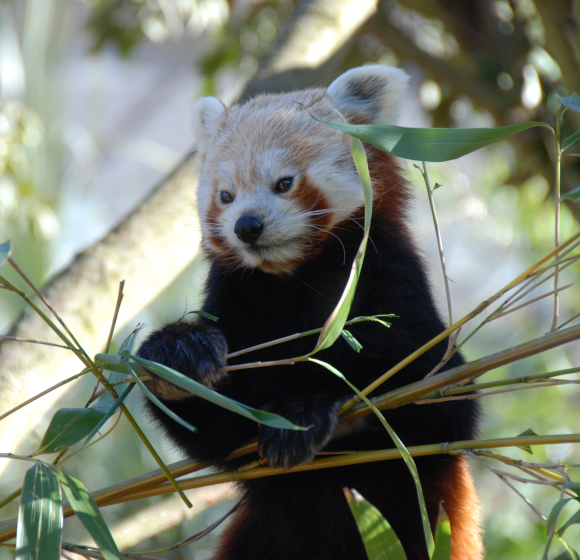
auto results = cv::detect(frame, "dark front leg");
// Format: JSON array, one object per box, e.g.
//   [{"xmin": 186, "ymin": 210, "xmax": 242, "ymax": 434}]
[
  {"xmin": 137, "ymin": 320, "xmax": 228, "ymax": 398},
  {"xmin": 258, "ymin": 396, "xmax": 342, "ymax": 469},
  {"xmin": 137, "ymin": 320, "xmax": 261, "ymax": 464}
]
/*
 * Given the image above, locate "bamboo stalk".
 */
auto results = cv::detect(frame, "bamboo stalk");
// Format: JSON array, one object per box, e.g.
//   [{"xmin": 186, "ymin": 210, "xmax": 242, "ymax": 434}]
[
  {"xmin": 342, "ymin": 322, "xmax": 580, "ymax": 422},
  {"xmin": 3, "ymin": 433, "xmax": 579, "ymax": 542},
  {"xmin": 340, "ymin": 231, "xmax": 580, "ymax": 410}
]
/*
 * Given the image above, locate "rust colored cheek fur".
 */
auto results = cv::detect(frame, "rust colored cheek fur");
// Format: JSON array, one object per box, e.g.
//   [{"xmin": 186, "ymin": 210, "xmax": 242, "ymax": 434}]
[
  {"xmin": 368, "ymin": 147, "xmax": 411, "ymax": 226},
  {"xmin": 204, "ymin": 197, "xmax": 239, "ymax": 262}
]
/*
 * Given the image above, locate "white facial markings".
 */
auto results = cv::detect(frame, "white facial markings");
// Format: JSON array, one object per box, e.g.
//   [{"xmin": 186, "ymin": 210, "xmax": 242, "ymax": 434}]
[
  {"xmin": 199, "ymin": 146, "xmax": 364, "ymax": 272},
  {"xmin": 300, "ymin": 158, "xmax": 364, "ymax": 227},
  {"xmin": 195, "ymin": 87, "xmax": 375, "ymax": 273},
  {"xmin": 256, "ymin": 148, "xmax": 295, "ymax": 185}
]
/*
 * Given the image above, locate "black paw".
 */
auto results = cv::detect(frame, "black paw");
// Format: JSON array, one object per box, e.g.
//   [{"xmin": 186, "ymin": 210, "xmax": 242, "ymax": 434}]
[
  {"xmin": 258, "ymin": 399, "xmax": 341, "ymax": 469},
  {"xmin": 137, "ymin": 321, "xmax": 228, "ymax": 388}
]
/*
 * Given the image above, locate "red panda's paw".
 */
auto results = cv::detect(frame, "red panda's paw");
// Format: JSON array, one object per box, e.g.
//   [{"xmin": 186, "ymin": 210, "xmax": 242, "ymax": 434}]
[
  {"xmin": 258, "ymin": 398, "xmax": 341, "ymax": 470},
  {"xmin": 137, "ymin": 321, "xmax": 228, "ymax": 399}
]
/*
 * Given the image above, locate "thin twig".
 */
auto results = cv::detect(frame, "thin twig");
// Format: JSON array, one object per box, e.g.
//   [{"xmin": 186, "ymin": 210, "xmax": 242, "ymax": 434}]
[
  {"xmin": 0, "ymin": 336, "xmax": 74, "ymax": 350},
  {"xmin": 142, "ymin": 499, "xmax": 244, "ymax": 554},
  {"xmin": 88, "ymin": 280, "xmax": 125, "ymax": 404},
  {"xmin": 503, "ymin": 257, "xmax": 578, "ymax": 311},
  {"xmin": 501, "ymin": 250, "xmax": 580, "ymax": 309},
  {"xmin": 7, "ymin": 256, "xmax": 86, "ymax": 354},
  {"xmin": 449, "ymin": 255, "xmax": 579, "ymax": 359},
  {"xmin": 0, "ymin": 274, "xmax": 121, "ymax": 400},
  {"xmin": 415, "ymin": 162, "xmax": 458, "ymax": 380},
  {"xmin": 118, "ymin": 397, "xmax": 193, "ymax": 509},
  {"xmin": 221, "ymin": 358, "xmax": 299, "ymax": 372},
  {"xmin": 62, "ymin": 544, "xmax": 166, "ymax": 560},
  {"xmin": 501, "ymin": 476, "xmax": 547, "ymax": 523},
  {"xmin": 227, "ymin": 327, "xmax": 322, "ymax": 359},
  {"xmin": 543, "ymin": 480, "xmax": 567, "ymax": 559},
  {"xmin": 342, "ymin": 322, "xmax": 580, "ymax": 422},
  {"xmin": 226, "ymin": 315, "xmax": 393, "ymax": 360},
  {"xmin": 341, "ymin": 231, "xmax": 580, "ymax": 407},
  {"xmin": 555, "ymin": 310, "xmax": 580, "ymax": 331},
  {"xmin": 414, "ymin": 380, "xmax": 580, "ymax": 404},
  {"xmin": 424, "ymin": 328, "xmax": 461, "ymax": 379},
  {"xmin": 466, "ymin": 452, "xmax": 569, "ymax": 493},
  {"xmin": 488, "ymin": 284, "xmax": 573, "ymax": 322},
  {"xmin": 420, "ymin": 366, "xmax": 580, "ymax": 399},
  {"xmin": 550, "ymin": 104, "xmax": 563, "ymax": 332},
  {"xmin": 418, "ymin": 162, "xmax": 453, "ymax": 326},
  {"xmin": 0, "ymin": 368, "xmax": 91, "ymax": 422},
  {"xmin": 466, "ymin": 451, "xmax": 547, "ymax": 523},
  {"xmin": 105, "ymin": 281, "xmax": 125, "ymax": 354}
]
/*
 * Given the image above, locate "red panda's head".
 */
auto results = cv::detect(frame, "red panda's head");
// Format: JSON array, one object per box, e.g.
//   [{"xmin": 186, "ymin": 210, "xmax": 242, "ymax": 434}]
[{"xmin": 193, "ymin": 65, "xmax": 409, "ymax": 274}]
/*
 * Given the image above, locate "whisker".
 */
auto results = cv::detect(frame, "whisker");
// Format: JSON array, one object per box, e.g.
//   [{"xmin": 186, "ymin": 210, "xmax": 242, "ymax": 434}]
[{"xmin": 311, "ymin": 225, "xmax": 346, "ymax": 265}]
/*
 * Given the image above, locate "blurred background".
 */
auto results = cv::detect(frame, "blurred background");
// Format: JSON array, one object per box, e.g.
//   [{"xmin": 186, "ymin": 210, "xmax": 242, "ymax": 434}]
[{"xmin": 1, "ymin": 0, "xmax": 580, "ymax": 558}]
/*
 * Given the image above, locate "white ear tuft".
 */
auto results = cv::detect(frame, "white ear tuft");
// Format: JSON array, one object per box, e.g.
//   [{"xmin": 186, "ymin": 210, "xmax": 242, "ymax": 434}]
[
  {"xmin": 192, "ymin": 97, "xmax": 226, "ymax": 154},
  {"xmin": 327, "ymin": 65, "xmax": 409, "ymax": 125}
]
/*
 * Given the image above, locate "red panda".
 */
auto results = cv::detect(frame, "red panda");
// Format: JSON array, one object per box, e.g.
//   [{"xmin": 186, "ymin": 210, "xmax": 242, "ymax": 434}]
[{"xmin": 137, "ymin": 65, "xmax": 483, "ymax": 560}]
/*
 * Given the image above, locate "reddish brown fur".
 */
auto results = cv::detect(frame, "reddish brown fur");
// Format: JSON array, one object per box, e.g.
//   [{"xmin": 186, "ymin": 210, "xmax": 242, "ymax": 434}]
[
  {"xmin": 205, "ymin": 197, "xmax": 231, "ymax": 258},
  {"xmin": 214, "ymin": 501, "xmax": 250, "ymax": 559},
  {"xmin": 428, "ymin": 457, "xmax": 483, "ymax": 560},
  {"xmin": 368, "ymin": 147, "xmax": 412, "ymax": 226}
]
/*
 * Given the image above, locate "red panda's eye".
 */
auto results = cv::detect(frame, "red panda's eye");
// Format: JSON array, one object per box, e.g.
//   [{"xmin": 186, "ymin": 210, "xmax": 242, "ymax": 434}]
[
  {"xmin": 274, "ymin": 177, "xmax": 293, "ymax": 194},
  {"xmin": 221, "ymin": 191, "xmax": 234, "ymax": 204}
]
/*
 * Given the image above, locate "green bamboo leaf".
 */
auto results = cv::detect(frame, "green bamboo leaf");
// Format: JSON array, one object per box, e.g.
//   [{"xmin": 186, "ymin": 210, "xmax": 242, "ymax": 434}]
[
  {"xmin": 99, "ymin": 353, "xmax": 307, "ymax": 431},
  {"xmin": 82, "ymin": 385, "xmax": 134, "ymax": 448},
  {"xmin": 344, "ymin": 488, "xmax": 407, "ymax": 560},
  {"xmin": 368, "ymin": 318, "xmax": 393, "ymax": 328},
  {"xmin": 547, "ymin": 498, "xmax": 574, "ymax": 529},
  {"xmin": 315, "ymin": 119, "xmax": 553, "ymax": 162},
  {"xmin": 555, "ymin": 93, "xmax": 580, "ymax": 114},
  {"xmin": 563, "ymin": 130, "xmax": 580, "ymax": 152},
  {"xmin": 16, "ymin": 462, "xmax": 62, "ymax": 560},
  {"xmin": 348, "ymin": 314, "xmax": 395, "ymax": 329},
  {"xmin": 125, "ymin": 361, "xmax": 197, "ymax": 432},
  {"xmin": 559, "ymin": 537, "xmax": 580, "ymax": 560},
  {"xmin": 341, "ymin": 330, "xmax": 363, "ymax": 352},
  {"xmin": 83, "ymin": 330, "xmax": 140, "ymax": 446},
  {"xmin": 32, "ymin": 408, "xmax": 109, "ymax": 456},
  {"xmin": 559, "ymin": 508, "xmax": 580, "ymax": 536},
  {"xmin": 92, "ymin": 330, "xmax": 137, "ymax": 409},
  {"xmin": 184, "ymin": 310, "xmax": 219, "ymax": 322},
  {"xmin": 515, "ymin": 428, "xmax": 538, "ymax": 454},
  {"xmin": 52, "ymin": 469, "xmax": 121, "ymax": 560},
  {"xmin": 309, "ymin": 135, "xmax": 372, "ymax": 354},
  {"xmin": 432, "ymin": 506, "xmax": 452, "ymax": 560},
  {"xmin": 309, "ymin": 358, "xmax": 435, "ymax": 557},
  {"xmin": 561, "ymin": 186, "xmax": 580, "ymax": 201},
  {"xmin": 563, "ymin": 482, "xmax": 580, "ymax": 504},
  {"xmin": 0, "ymin": 240, "xmax": 11, "ymax": 268}
]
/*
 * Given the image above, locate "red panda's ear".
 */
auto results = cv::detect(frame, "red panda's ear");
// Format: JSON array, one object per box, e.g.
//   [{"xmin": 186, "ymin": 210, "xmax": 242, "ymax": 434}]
[
  {"xmin": 326, "ymin": 65, "xmax": 409, "ymax": 125},
  {"xmin": 192, "ymin": 97, "xmax": 226, "ymax": 155}
]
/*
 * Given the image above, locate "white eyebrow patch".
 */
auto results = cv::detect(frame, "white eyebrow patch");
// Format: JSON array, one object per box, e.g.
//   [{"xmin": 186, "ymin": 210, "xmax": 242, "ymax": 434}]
[
  {"xmin": 216, "ymin": 165, "xmax": 233, "ymax": 182},
  {"xmin": 256, "ymin": 148, "xmax": 295, "ymax": 182}
]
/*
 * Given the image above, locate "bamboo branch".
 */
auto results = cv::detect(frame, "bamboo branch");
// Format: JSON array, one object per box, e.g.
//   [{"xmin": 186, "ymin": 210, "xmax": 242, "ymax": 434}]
[
  {"xmin": 342, "ymin": 322, "xmax": 580, "ymax": 422},
  {"xmin": 2, "ymin": 433, "xmax": 579, "ymax": 541},
  {"xmin": 341, "ymin": 232, "xmax": 580, "ymax": 409}
]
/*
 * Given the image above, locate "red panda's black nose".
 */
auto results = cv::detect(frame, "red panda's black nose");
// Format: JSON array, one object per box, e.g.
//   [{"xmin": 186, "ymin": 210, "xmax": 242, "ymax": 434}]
[{"xmin": 234, "ymin": 215, "xmax": 264, "ymax": 244}]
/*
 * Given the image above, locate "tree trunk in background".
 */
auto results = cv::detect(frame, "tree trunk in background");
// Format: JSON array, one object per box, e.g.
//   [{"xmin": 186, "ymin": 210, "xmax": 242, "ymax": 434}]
[{"xmin": 0, "ymin": 0, "xmax": 378, "ymax": 470}]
